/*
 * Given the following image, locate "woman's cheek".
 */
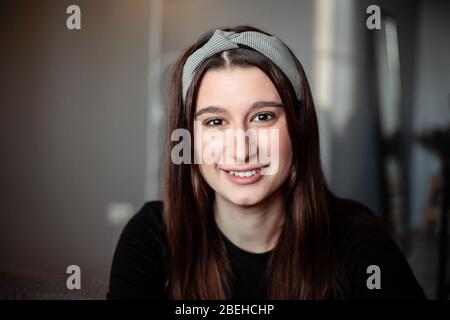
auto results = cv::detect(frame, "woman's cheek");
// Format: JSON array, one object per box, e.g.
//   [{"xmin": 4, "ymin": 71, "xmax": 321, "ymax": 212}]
[
  {"xmin": 256, "ymin": 127, "xmax": 281, "ymax": 176},
  {"xmin": 265, "ymin": 125, "xmax": 292, "ymax": 177},
  {"xmin": 278, "ymin": 126, "xmax": 293, "ymax": 171},
  {"xmin": 194, "ymin": 126, "xmax": 224, "ymax": 165}
]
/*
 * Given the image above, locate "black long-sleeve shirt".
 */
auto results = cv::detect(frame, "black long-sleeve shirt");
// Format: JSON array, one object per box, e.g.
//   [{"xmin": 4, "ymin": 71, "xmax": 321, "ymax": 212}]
[{"xmin": 107, "ymin": 201, "xmax": 427, "ymax": 300}]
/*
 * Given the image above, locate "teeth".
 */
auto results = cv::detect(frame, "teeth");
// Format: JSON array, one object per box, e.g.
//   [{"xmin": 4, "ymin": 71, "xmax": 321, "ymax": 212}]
[{"xmin": 228, "ymin": 169, "xmax": 259, "ymax": 177}]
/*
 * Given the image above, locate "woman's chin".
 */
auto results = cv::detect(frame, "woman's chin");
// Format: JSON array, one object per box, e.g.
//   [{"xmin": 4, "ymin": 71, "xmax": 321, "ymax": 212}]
[{"xmin": 223, "ymin": 193, "xmax": 265, "ymax": 207}]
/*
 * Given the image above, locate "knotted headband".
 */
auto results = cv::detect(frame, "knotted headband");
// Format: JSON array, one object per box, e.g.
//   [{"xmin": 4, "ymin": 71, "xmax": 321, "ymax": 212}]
[{"xmin": 182, "ymin": 29, "xmax": 303, "ymax": 103}]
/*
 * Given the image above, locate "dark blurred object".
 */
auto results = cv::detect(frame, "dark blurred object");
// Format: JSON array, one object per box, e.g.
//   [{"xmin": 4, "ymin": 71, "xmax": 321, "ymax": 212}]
[
  {"xmin": 417, "ymin": 126, "xmax": 450, "ymax": 158},
  {"xmin": 417, "ymin": 125, "xmax": 450, "ymax": 300},
  {"xmin": 422, "ymin": 174, "xmax": 445, "ymax": 234},
  {"xmin": 369, "ymin": 13, "xmax": 413, "ymax": 252}
]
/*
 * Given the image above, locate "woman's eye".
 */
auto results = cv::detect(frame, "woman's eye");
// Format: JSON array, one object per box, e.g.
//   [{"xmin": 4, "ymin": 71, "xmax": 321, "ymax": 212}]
[
  {"xmin": 204, "ymin": 118, "xmax": 225, "ymax": 127},
  {"xmin": 253, "ymin": 112, "xmax": 275, "ymax": 122}
]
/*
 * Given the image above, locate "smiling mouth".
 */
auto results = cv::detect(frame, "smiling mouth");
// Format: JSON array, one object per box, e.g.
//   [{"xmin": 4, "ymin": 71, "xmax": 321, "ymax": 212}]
[
  {"xmin": 221, "ymin": 165, "xmax": 269, "ymax": 178},
  {"xmin": 227, "ymin": 168, "xmax": 261, "ymax": 177}
]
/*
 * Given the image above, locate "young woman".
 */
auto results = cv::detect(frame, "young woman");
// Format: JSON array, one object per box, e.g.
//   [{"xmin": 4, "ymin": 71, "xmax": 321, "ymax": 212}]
[{"xmin": 107, "ymin": 26, "xmax": 426, "ymax": 300}]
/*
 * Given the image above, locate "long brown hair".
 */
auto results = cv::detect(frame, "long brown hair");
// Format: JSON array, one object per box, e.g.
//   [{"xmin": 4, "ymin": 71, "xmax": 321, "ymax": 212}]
[{"xmin": 163, "ymin": 25, "xmax": 389, "ymax": 299}]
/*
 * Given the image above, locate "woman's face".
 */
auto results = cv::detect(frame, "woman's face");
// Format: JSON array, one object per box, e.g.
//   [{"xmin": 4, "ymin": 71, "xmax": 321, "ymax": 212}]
[{"xmin": 194, "ymin": 66, "xmax": 293, "ymax": 206}]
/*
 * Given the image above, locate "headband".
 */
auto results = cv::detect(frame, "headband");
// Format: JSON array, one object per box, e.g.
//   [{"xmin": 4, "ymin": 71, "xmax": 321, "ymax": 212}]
[{"xmin": 181, "ymin": 30, "xmax": 303, "ymax": 103}]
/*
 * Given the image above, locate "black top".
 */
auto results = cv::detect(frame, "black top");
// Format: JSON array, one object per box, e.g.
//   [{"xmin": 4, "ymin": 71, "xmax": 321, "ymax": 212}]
[{"xmin": 107, "ymin": 201, "xmax": 427, "ymax": 300}]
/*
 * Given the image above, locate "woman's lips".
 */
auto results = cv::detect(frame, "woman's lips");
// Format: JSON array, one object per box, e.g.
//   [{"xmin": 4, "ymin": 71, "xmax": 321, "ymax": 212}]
[{"xmin": 220, "ymin": 165, "xmax": 268, "ymax": 185}]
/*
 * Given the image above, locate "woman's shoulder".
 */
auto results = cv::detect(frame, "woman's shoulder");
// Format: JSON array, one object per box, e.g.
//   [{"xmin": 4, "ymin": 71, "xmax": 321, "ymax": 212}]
[
  {"xmin": 330, "ymin": 197, "xmax": 393, "ymax": 247},
  {"xmin": 331, "ymin": 198, "xmax": 427, "ymax": 299},
  {"xmin": 128, "ymin": 201, "xmax": 164, "ymax": 233},
  {"xmin": 114, "ymin": 200, "xmax": 167, "ymax": 259},
  {"xmin": 108, "ymin": 201, "xmax": 167, "ymax": 300}
]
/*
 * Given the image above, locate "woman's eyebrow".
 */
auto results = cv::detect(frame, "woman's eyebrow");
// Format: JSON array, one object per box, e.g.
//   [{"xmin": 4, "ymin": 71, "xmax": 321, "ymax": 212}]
[
  {"xmin": 195, "ymin": 106, "xmax": 228, "ymax": 118},
  {"xmin": 249, "ymin": 101, "xmax": 283, "ymax": 111}
]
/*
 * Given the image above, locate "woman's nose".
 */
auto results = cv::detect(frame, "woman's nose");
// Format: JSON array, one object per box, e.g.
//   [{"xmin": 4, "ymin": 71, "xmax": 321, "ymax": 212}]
[{"xmin": 225, "ymin": 127, "xmax": 258, "ymax": 165}]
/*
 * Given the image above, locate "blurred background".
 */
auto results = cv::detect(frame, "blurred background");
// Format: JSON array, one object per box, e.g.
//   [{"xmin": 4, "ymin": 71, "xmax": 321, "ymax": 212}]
[{"xmin": 0, "ymin": 0, "xmax": 449, "ymax": 299}]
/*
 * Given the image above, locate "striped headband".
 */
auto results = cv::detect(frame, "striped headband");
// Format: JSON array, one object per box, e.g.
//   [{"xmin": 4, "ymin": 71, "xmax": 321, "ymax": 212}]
[{"xmin": 181, "ymin": 29, "xmax": 303, "ymax": 103}]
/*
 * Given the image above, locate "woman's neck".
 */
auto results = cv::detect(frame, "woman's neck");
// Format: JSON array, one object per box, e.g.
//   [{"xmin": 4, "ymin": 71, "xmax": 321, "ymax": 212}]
[{"xmin": 213, "ymin": 190, "xmax": 285, "ymax": 254}]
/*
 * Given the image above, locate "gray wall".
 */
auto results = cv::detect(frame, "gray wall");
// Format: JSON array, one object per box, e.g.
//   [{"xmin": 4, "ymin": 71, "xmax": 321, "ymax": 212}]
[
  {"xmin": 0, "ymin": 0, "xmax": 151, "ymax": 283},
  {"xmin": 322, "ymin": 0, "xmax": 380, "ymax": 212}
]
